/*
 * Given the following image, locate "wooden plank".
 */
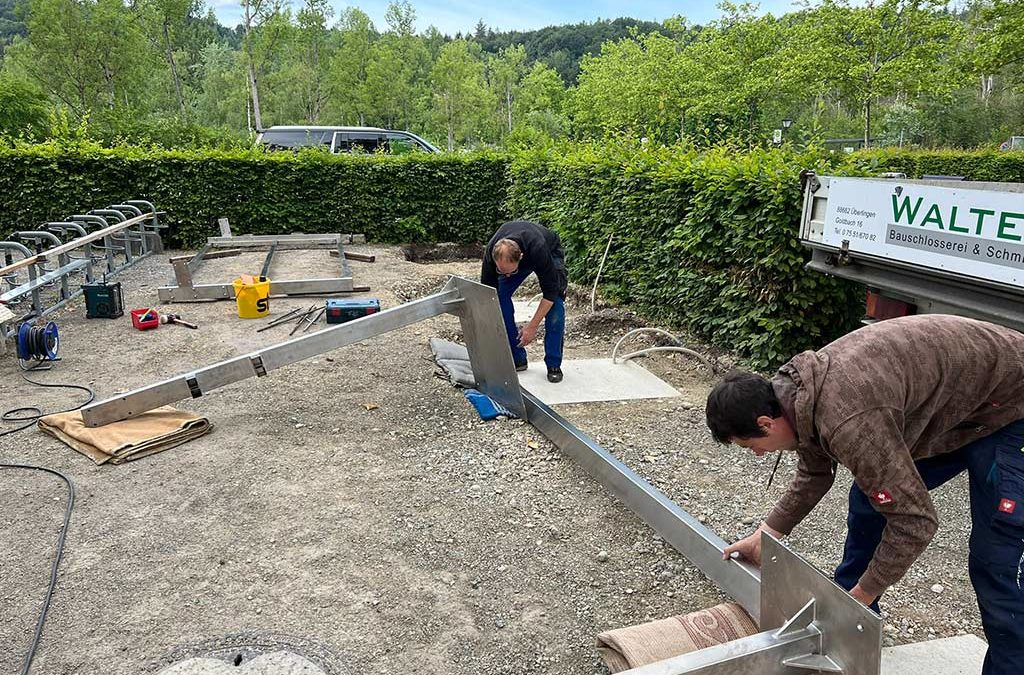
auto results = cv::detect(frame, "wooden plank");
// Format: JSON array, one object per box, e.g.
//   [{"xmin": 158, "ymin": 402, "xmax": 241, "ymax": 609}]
[
  {"xmin": 0, "ymin": 254, "xmax": 41, "ymax": 277},
  {"xmin": 36, "ymin": 212, "xmax": 155, "ymax": 262}
]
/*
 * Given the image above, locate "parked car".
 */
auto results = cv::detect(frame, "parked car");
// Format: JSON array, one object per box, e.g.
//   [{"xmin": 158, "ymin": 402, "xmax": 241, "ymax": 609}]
[{"xmin": 256, "ymin": 126, "xmax": 441, "ymax": 154}]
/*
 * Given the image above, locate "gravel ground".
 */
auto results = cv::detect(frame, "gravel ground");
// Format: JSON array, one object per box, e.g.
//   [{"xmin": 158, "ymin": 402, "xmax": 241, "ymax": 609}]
[{"xmin": 0, "ymin": 244, "xmax": 984, "ymax": 674}]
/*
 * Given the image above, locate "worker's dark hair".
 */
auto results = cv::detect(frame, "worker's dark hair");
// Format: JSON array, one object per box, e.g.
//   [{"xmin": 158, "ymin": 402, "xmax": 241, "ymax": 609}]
[
  {"xmin": 493, "ymin": 238, "xmax": 522, "ymax": 263},
  {"xmin": 705, "ymin": 370, "xmax": 783, "ymax": 443}
]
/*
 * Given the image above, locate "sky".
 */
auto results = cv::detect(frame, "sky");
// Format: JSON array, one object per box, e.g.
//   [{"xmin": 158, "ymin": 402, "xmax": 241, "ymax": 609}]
[{"xmin": 207, "ymin": 0, "xmax": 805, "ymax": 35}]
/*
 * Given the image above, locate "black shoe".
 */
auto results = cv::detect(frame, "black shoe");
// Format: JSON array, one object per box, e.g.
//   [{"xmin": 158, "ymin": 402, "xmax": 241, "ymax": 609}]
[
  {"xmin": 547, "ymin": 368, "xmax": 563, "ymax": 383},
  {"xmin": 515, "ymin": 360, "xmax": 528, "ymax": 372}
]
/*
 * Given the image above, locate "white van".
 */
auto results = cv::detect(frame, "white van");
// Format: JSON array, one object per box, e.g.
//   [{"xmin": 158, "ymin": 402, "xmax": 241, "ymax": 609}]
[{"xmin": 256, "ymin": 126, "xmax": 441, "ymax": 154}]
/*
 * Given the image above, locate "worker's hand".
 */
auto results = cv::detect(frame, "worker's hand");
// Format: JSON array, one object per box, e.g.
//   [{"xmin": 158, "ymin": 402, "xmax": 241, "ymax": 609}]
[
  {"xmin": 517, "ymin": 324, "xmax": 538, "ymax": 347},
  {"xmin": 722, "ymin": 522, "xmax": 783, "ymax": 567},
  {"xmin": 848, "ymin": 584, "xmax": 878, "ymax": 607}
]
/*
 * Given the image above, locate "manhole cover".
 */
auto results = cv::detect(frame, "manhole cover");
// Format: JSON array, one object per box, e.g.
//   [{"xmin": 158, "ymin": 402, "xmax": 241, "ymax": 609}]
[{"xmin": 146, "ymin": 632, "xmax": 350, "ymax": 675}]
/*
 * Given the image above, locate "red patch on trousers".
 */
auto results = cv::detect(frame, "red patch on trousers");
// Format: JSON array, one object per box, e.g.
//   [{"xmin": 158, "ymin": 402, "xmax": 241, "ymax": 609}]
[
  {"xmin": 872, "ymin": 490, "xmax": 894, "ymax": 505},
  {"xmin": 998, "ymin": 498, "xmax": 1016, "ymax": 514}
]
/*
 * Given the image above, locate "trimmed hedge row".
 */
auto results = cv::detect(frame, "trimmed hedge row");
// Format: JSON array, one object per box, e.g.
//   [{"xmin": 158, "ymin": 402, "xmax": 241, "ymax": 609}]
[
  {"xmin": 507, "ymin": 145, "xmax": 865, "ymax": 368},
  {"xmin": 850, "ymin": 148, "xmax": 1024, "ymax": 182},
  {"xmin": 3, "ymin": 144, "xmax": 1021, "ymax": 366},
  {"xmin": 0, "ymin": 143, "xmax": 509, "ymax": 247}
]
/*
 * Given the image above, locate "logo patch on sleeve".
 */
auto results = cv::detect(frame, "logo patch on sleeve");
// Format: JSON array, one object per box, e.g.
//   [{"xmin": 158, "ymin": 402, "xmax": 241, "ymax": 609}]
[
  {"xmin": 998, "ymin": 498, "xmax": 1017, "ymax": 514},
  {"xmin": 872, "ymin": 490, "xmax": 894, "ymax": 505}
]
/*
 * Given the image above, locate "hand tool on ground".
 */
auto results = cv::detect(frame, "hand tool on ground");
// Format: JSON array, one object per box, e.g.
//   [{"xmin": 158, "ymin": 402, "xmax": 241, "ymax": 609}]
[
  {"xmin": 256, "ymin": 307, "xmax": 305, "ymax": 332},
  {"xmin": 159, "ymin": 313, "xmax": 197, "ymax": 329}
]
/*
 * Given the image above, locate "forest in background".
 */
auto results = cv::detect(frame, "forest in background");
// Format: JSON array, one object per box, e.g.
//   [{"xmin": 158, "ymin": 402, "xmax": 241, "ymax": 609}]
[{"xmin": 0, "ymin": 0, "xmax": 1021, "ymax": 150}]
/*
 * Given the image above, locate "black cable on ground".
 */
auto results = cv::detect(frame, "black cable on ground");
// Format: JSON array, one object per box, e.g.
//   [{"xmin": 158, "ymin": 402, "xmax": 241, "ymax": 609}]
[
  {"xmin": 1, "ymin": 366, "xmax": 95, "ymax": 438},
  {"xmin": 0, "ymin": 351, "xmax": 89, "ymax": 672},
  {"xmin": 0, "ymin": 464, "xmax": 75, "ymax": 675}
]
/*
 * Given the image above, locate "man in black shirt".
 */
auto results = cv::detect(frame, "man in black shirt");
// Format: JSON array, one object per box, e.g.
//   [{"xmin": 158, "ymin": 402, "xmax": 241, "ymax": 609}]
[{"xmin": 481, "ymin": 221, "xmax": 567, "ymax": 383}]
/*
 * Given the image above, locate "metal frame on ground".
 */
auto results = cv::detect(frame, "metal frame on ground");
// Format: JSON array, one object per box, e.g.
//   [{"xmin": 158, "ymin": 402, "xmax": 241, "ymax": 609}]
[
  {"xmin": 157, "ymin": 233, "xmax": 365, "ymax": 303},
  {"xmin": 80, "ymin": 276, "xmax": 881, "ymax": 674}
]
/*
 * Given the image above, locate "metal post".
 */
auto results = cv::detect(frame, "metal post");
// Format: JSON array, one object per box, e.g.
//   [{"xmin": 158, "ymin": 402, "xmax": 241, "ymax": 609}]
[{"xmin": 261, "ymin": 243, "xmax": 277, "ymax": 279}]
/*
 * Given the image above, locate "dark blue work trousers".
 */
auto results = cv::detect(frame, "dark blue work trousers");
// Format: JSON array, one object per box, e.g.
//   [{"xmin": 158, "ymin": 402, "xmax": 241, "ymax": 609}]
[
  {"xmin": 496, "ymin": 267, "xmax": 565, "ymax": 370},
  {"xmin": 834, "ymin": 419, "xmax": 1024, "ymax": 675}
]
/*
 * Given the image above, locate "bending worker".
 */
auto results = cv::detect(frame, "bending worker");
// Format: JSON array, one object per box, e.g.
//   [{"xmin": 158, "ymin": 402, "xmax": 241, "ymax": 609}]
[
  {"xmin": 481, "ymin": 220, "xmax": 567, "ymax": 383},
  {"xmin": 705, "ymin": 314, "xmax": 1024, "ymax": 675}
]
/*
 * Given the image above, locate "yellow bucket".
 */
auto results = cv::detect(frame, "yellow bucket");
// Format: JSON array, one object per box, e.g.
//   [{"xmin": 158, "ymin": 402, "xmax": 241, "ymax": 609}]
[{"xmin": 232, "ymin": 275, "xmax": 271, "ymax": 319}]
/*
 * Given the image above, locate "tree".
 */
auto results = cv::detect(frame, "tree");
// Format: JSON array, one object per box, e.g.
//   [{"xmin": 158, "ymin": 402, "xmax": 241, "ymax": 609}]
[
  {"xmin": 240, "ymin": 0, "xmax": 287, "ymax": 130},
  {"xmin": 384, "ymin": 0, "xmax": 415, "ymax": 38},
  {"xmin": 0, "ymin": 70, "xmax": 48, "ymax": 136},
  {"xmin": 130, "ymin": 0, "xmax": 201, "ymax": 118},
  {"xmin": 430, "ymin": 39, "xmax": 493, "ymax": 150},
  {"xmin": 326, "ymin": 7, "xmax": 375, "ymax": 125},
  {"xmin": 489, "ymin": 44, "xmax": 526, "ymax": 135},
  {"xmin": 193, "ymin": 40, "xmax": 247, "ymax": 129},
  {"xmin": 292, "ymin": 0, "xmax": 333, "ymax": 122},
  {"xmin": 681, "ymin": 4, "xmax": 805, "ymax": 145},
  {"xmin": 800, "ymin": 0, "xmax": 968, "ymax": 147},
  {"xmin": 6, "ymin": 0, "xmax": 154, "ymax": 118},
  {"xmin": 568, "ymin": 31, "xmax": 692, "ymax": 143}
]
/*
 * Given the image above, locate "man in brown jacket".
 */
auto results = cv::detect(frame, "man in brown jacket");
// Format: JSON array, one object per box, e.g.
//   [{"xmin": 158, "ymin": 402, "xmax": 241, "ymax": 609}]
[{"xmin": 706, "ymin": 314, "xmax": 1024, "ymax": 675}]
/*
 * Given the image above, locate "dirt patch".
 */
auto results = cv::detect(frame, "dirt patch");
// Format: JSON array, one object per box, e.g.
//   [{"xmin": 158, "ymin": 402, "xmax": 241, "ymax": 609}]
[
  {"xmin": 0, "ymin": 244, "xmax": 984, "ymax": 674},
  {"xmin": 566, "ymin": 307, "xmax": 645, "ymax": 340},
  {"xmin": 402, "ymin": 242, "xmax": 485, "ymax": 264}
]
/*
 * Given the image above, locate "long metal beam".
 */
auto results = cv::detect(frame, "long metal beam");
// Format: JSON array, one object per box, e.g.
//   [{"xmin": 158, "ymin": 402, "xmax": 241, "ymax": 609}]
[
  {"xmin": 81, "ymin": 277, "xmax": 527, "ymax": 426},
  {"xmin": 522, "ymin": 391, "xmax": 762, "ymax": 622},
  {"xmin": 157, "ymin": 277, "xmax": 356, "ymax": 302},
  {"xmin": 82, "ymin": 289, "xmax": 459, "ymax": 426}
]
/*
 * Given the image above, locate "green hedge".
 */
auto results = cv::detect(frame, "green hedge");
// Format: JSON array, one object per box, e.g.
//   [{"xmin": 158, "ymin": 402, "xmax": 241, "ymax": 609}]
[
  {"xmin": 0, "ymin": 143, "xmax": 510, "ymax": 246},
  {"xmin": 849, "ymin": 148, "xmax": 1024, "ymax": 182},
  {"xmin": 508, "ymin": 145, "xmax": 865, "ymax": 368},
  {"xmin": 3, "ymin": 143, "xmax": 1022, "ymax": 366}
]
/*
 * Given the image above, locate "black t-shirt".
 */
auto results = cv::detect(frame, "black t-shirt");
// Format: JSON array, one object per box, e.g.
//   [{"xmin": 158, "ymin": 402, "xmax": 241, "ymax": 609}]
[{"xmin": 480, "ymin": 221, "xmax": 567, "ymax": 301}]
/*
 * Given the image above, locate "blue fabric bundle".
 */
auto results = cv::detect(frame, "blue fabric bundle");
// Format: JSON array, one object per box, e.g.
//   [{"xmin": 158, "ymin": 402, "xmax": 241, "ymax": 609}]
[{"xmin": 463, "ymin": 388, "xmax": 518, "ymax": 420}]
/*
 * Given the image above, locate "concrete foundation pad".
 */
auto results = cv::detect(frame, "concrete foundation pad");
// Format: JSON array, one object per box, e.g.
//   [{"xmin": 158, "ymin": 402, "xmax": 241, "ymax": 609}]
[
  {"xmin": 881, "ymin": 634, "xmax": 987, "ymax": 675},
  {"xmin": 518, "ymin": 358, "xmax": 681, "ymax": 405},
  {"xmin": 512, "ymin": 299, "xmax": 541, "ymax": 323}
]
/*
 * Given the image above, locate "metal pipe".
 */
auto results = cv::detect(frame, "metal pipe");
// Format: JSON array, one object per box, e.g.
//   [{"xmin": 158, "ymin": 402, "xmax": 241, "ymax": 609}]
[{"xmin": 261, "ymin": 244, "xmax": 277, "ymax": 278}]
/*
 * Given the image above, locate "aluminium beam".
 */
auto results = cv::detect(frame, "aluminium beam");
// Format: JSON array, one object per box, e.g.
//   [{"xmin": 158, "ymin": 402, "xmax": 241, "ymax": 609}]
[
  {"xmin": 81, "ymin": 277, "xmax": 526, "ymax": 426},
  {"xmin": 522, "ymin": 390, "xmax": 762, "ymax": 622},
  {"xmin": 157, "ymin": 277, "xmax": 356, "ymax": 302}
]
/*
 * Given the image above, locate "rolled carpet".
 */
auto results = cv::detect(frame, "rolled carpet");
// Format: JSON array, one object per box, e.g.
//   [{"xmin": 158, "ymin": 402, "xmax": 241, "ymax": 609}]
[{"xmin": 596, "ymin": 602, "xmax": 759, "ymax": 673}]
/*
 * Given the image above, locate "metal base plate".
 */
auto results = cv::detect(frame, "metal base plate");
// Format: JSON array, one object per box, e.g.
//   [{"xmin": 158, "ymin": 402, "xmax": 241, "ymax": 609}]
[{"xmin": 762, "ymin": 535, "xmax": 882, "ymax": 675}]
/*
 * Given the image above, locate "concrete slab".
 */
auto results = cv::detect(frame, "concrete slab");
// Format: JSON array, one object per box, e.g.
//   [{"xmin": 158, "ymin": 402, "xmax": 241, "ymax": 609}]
[
  {"xmin": 881, "ymin": 634, "xmax": 987, "ymax": 675},
  {"xmin": 518, "ymin": 358, "xmax": 681, "ymax": 405},
  {"xmin": 512, "ymin": 299, "xmax": 541, "ymax": 323}
]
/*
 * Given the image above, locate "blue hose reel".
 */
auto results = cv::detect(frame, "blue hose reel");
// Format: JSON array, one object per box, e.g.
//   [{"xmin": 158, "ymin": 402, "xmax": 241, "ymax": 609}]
[{"xmin": 16, "ymin": 321, "xmax": 60, "ymax": 364}]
